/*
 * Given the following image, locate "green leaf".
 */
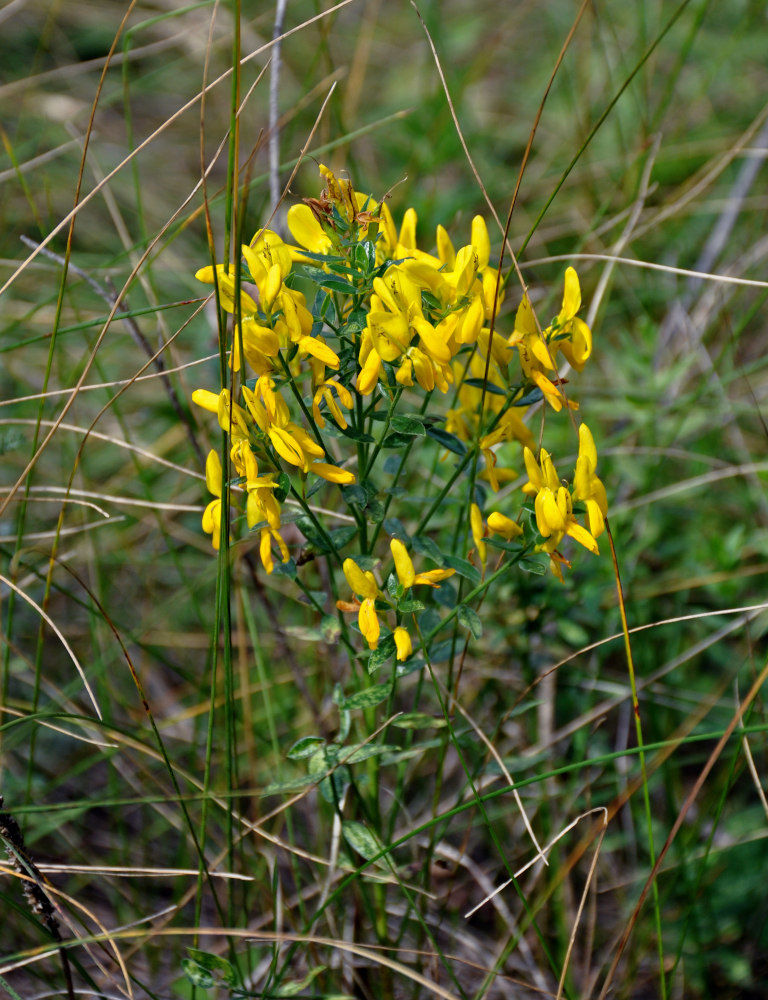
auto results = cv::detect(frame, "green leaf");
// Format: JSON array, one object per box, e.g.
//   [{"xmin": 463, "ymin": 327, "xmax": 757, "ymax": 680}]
[
  {"xmin": 342, "ymin": 306, "xmax": 367, "ymax": 334},
  {"xmin": 411, "ymin": 535, "xmax": 444, "ymax": 565},
  {"xmin": 457, "ymin": 604, "xmax": 483, "ymax": 639},
  {"xmin": 262, "ymin": 774, "xmax": 317, "ymax": 795},
  {"xmin": 426, "ymin": 426, "xmax": 468, "ymax": 455},
  {"xmin": 368, "ymin": 634, "xmax": 397, "ymax": 672},
  {"xmin": 274, "ymin": 966, "xmax": 327, "ymax": 996},
  {"xmin": 442, "ymin": 554, "xmax": 481, "ymax": 585},
  {"xmin": 398, "ymin": 598, "xmax": 425, "ymax": 613},
  {"xmin": 275, "ymin": 472, "xmax": 291, "ymax": 502},
  {"xmin": 341, "ymin": 484, "xmax": 368, "ymax": 507},
  {"xmin": 462, "ymin": 378, "xmax": 507, "ymax": 396},
  {"xmin": 321, "ymin": 615, "xmax": 342, "ymax": 643},
  {"xmin": 343, "ymin": 743, "xmax": 400, "ymax": 764},
  {"xmin": 432, "ymin": 581, "xmax": 457, "ymax": 609},
  {"xmin": 343, "ymin": 820, "xmax": 388, "ymax": 864},
  {"xmin": 383, "ymin": 517, "xmax": 408, "ymax": 539},
  {"xmin": 182, "ymin": 951, "xmax": 237, "ymax": 989},
  {"xmin": 390, "ymin": 414, "xmax": 426, "ymax": 435},
  {"xmin": 426, "ymin": 638, "xmax": 454, "ymax": 662},
  {"xmin": 520, "ymin": 556, "xmax": 548, "ymax": 575},
  {"xmin": 287, "ymin": 736, "xmax": 325, "ymax": 760},
  {"xmin": 366, "ymin": 499, "xmax": 386, "ymax": 522},
  {"xmin": 392, "ymin": 713, "xmax": 448, "ymax": 729},
  {"xmin": 486, "ymin": 536, "xmax": 524, "ymax": 552},
  {"xmin": 340, "ymin": 685, "xmax": 391, "ymax": 710},
  {"xmin": 338, "ymin": 424, "xmax": 376, "ymax": 444},
  {"xmin": 513, "ymin": 387, "xmax": 544, "ymax": 406},
  {"xmin": 330, "ymin": 525, "xmax": 358, "ymax": 549},
  {"xmin": 301, "ymin": 265, "xmax": 358, "ymax": 293},
  {"xmin": 270, "ymin": 558, "xmax": 297, "ymax": 580},
  {"xmin": 381, "ymin": 431, "xmax": 418, "ymax": 449}
]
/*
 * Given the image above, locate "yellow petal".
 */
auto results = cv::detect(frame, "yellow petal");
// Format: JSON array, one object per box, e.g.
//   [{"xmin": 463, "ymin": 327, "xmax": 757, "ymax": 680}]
[
  {"xmin": 390, "ymin": 538, "xmax": 415, "ymax": 589},
  {"xmin": 310, "ymin": 462, "xmax": 356, "ymax": 484},
  {"xmin": 399, "ymin": 207, "xmax": 417, "ymax": 249},
  {"xmin": 286, "ymin": 203, "xmax": 332, "ymax": 255},
  {"xmin": 343, "ymin": 558, "xmax": 379, "ymax": 600},
  {"xmin": 393, "ymin": 627, "xmax": 412, "ymax": 661},
  {"xmin": 298, "ymin": 335, "xmax": 340, "ymax": 369},
  {"xmin": 558, "ymin": 266, "xmax": 582, "ymax": 324},
  {"xmin": 487, "ymin": 512, "xmax": 523, "ymax": 540},
  {"xmin": 205, "ymin": 450, "xmax": 223, "ymax": 497},
  {"xmin": 566, "ymin": 521, "xmax": 599, "ymax": 554},
  {"xmin": 358, "ymin": 598, "xmax": 380, "ymax": 650},
  {"xmin": 412, "ymin": 568, "xmax": 455, "ymax": 587},
  {"xmin": 470, "ymin": 215, "xmax": 490, "ymax": 270}
]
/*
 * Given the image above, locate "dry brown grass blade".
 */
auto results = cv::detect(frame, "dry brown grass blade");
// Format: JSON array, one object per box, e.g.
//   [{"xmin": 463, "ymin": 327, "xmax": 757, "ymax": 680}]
[{"xmin": 597, "ymin": 653, "xmax": 768, "ymax": 999}]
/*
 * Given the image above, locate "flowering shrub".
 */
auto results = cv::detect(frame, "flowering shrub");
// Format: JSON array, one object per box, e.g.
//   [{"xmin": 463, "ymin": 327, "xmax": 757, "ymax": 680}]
[{"xmin": 192, "ymin": 164, "xmax": 607, "ymax": 664}]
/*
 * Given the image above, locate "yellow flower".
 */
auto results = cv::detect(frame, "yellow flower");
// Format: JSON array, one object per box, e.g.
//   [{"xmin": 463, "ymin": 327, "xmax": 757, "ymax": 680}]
[
  {"xmin": 572, "ymin": 423, "xmax": 608, "ymax": 538},
  {"xmin": 531, "ymin": 370, "xmax": 579, "ymax": 413},
  {"xmin": 312, "ymin": 380, "xmax": 352, "ymax": 430},
  {"xmin": 343, "ymin": 558, "xmax": 379, "ymax": 600},
  {"xmin": 390, "ymin": 539, "xmax": 415, "ymax": 588},
  {"xmin": 390, "ymin": 538, "xmax": 455, "ymax": 589},
  {"xmin": 358, "ymin": 598, "xmax": 380, "ymax": 650},
  {"xmin": 487, "ymin": 512, "xmax": 523, "ymax": 541},
  {"xmin": 259, "ymin": 525, "xmax": 290, "ymax": 574},
  {"xmin": 523, "ymin": 445, "xmax": 600, "ymax": 561},
  {"xmin": 553, "ymin": 267, "xmax": 592, "ymax": 372},
  {"xmin": 470, "ymin": 503, "xmax": 487, "ymax": 567},
  {"xmin": 192, "ymin": 388, "xmax": 251, "ymax": 441},
  {"xmin": 202, "ymin": 450, "xmax": 224, "ymax": 550},
  {"xmin": 308, "ymin": 461, "xmax": 356, "ymax": 484},
  {"xmin": 393, "ymin": 627, "xmax": 412, "ymax": 661}
]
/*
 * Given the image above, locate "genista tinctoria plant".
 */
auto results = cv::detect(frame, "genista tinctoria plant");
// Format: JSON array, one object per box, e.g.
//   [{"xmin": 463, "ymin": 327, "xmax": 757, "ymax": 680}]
[{"xmin": 192, "ymin": 165, "xmax": 607, "ymax": 664}]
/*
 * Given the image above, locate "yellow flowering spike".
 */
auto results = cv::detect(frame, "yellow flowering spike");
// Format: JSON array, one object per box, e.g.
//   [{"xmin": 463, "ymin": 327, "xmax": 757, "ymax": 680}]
[
  {"xmin": 358, "ymin": 598, "xmax": 380, "ymax": 650},
  {"xmin": 390, "ymin": 538, "xmax": 415, "ymax": 589},
  {"xmin": 309, "ymin": 462, "xmax": 356, "ymax": 484},
  {"xmin": 343, "ymin": 558, "xmax": 379, "ymax": 600},
  {"xmin": 470, "ymin": 503, "xmax": 487, "ymax": 567},
  {"xmin": 487, "ymin": 512, "xmax": 523, "ymax": 541},
  {"xmin": 393, "ymin": 627, "xmax": 413, "ymax": 661}
]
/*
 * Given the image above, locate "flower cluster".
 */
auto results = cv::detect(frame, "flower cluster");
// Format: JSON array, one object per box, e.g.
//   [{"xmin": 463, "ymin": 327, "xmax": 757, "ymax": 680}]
[
  {"xmin": 338, "ymin": 539, "xmax": 454, "ymax": 656},
  {"xmin": 190, "ymin": 163, "xmax": 607, "ymax": 658}
]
